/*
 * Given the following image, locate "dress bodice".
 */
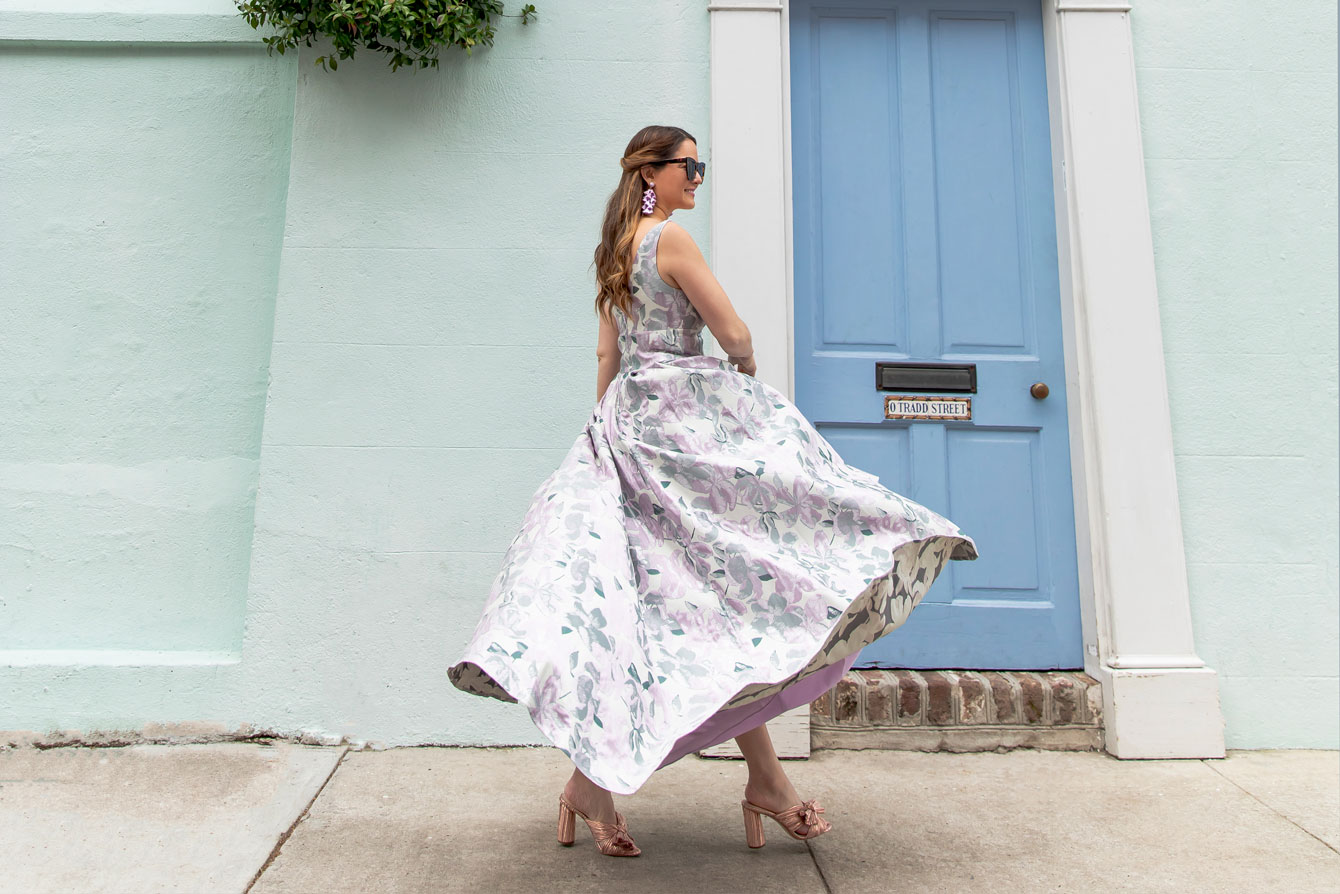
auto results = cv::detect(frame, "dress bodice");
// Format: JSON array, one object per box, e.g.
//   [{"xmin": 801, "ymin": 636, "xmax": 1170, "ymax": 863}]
[{"xmin": 615, "ymin": 218, "xmax": 707, "ymax": 371}]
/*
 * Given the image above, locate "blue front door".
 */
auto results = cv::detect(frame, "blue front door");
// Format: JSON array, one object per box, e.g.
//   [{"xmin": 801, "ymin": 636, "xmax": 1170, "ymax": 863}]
[{"xmin": 789, "ymin": 0, "xmax": 1082, "ymax": 669}]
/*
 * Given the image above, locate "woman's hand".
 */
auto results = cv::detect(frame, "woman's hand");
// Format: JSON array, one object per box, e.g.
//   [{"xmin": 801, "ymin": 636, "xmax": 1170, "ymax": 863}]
[{"xmin": 729, "ymin": 352, "xmax": 757, "ymax": 377}]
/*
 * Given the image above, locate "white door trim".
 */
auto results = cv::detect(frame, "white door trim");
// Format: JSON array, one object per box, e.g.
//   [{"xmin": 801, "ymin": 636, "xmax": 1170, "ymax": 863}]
[{"xmin": 706, "ymin": 0, "xmax": 1226, "ymax": 758}]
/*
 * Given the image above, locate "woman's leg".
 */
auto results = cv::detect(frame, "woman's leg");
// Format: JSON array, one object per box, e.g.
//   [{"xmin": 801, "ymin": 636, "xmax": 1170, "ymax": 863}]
[
  {"xmin": 734, "ymin": 722, "xmax": 805, "ymax": 811},
  {"xmin": 562, "ymin": 765, "xmax": 620, "ymax": 824}
]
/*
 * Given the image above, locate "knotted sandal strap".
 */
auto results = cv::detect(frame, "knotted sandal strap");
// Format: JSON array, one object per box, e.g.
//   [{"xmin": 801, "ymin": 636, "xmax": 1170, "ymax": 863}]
[
  {"xmin": 773, "ymin": 799, "xmax": 830, "ymax": 838},
  {"xmin": 584, "ymin": 810, "xmax": 639, "ymax": 855}
]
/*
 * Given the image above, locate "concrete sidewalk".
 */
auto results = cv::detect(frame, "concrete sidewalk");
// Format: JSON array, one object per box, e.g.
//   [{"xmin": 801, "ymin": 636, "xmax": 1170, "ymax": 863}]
[{"xmin": 1, "ymin": 744, "xmax": 1336, "ymax": 894}]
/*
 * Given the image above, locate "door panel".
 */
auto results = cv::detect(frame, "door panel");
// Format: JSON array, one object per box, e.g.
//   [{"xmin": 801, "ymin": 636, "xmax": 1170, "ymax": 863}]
[
  {"xmin": 946, "ymin": 429, "xmax": 1043, "ymax": 596},
  {"xmin": 815, "ymin": 12, "xmax": 908, "ymax": 351},
  {"xmin": 823, "ymin": 424, "xmax": 913, "ymax": 498}
]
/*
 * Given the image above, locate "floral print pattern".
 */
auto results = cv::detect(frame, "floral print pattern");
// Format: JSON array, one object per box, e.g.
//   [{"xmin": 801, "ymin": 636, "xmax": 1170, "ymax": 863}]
[{"xmin": 449, "ymin": 218, "xmax": 978, "ymax": 795}]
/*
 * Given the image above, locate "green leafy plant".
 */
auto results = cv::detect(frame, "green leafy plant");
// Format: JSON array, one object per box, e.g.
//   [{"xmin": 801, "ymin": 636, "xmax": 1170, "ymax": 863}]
[{"xmin": 235, "ymin": 0, "xmax": 538, "ymax": 72}]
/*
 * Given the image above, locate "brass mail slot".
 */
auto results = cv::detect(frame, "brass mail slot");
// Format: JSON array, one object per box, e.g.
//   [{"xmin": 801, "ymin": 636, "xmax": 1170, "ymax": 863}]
[{"xmin": 875, "ymin": 362, "xmax": 976, "ymax": 393}]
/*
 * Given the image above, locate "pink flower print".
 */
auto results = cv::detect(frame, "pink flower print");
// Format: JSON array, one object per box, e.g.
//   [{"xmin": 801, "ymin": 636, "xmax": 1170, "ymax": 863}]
[
  {"xmin": 658, "ymin": 382, "xmax": 701, "ymax": 421},
  {"xmin": 770, "ymin": 568, "xmax": 808, "ymax": 604},
  {"xmin": 777, "ymin": 478, "xmax": 825, "ymax": 528},
  {"xmin": 627, "ymin": 491, "xmax": 670, "ymax": 538},
  {"xmin": 680, "ymin": 535, "xmax": 724, "ymax": 578},
  {"xmin": 695, "ymin": 464, "xmax": 739, "ymax": 513},
  {"xmin": 531, "ymin": 668, "xmax": 571, "ymax": 730},
  {"xmin": 725, "ymin": 393, "xmax": 766, "ymax": 440},
  {"xmin": 729, "ymin": 469, "xmax": 776, "ymax": 514},
  {"xmin": 804, "ymin": 525, "xmax": 838, "ymax": 562}
]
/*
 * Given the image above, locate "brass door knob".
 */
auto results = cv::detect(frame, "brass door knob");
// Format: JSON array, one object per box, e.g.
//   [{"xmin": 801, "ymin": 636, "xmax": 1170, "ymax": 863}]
[{"xmin": 1030, "ymin": 382, "xmax": 1050, "ymax": 399}]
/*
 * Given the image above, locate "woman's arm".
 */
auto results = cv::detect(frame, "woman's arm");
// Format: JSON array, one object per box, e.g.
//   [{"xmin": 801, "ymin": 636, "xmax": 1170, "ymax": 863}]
[
  {"xmin": 655, "ymin": 221, "xmax": 754, "ymax": 360},
  {"xmin": 595, "ymin": 309, "xmax": 621, "ymax": 402}
]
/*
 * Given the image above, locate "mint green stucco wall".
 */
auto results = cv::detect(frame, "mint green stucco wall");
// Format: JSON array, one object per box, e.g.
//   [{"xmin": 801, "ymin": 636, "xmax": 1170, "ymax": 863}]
[
  {"xmin": 0, "ymin": 0, "xmax": 710, "ymax": 747},
  {"xmin": 1131, "ymin": 2, "xmax": 1339, "ymax": 748},
  {"xmin": 1, "ymin": 16, "xmax": 295, "ymax": 657}
]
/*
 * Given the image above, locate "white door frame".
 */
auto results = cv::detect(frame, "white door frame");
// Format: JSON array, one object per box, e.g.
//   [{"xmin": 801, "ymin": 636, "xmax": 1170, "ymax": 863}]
[{"xmin": 706, "ymin": 0, "xmax": 1226, "ymax": 758}]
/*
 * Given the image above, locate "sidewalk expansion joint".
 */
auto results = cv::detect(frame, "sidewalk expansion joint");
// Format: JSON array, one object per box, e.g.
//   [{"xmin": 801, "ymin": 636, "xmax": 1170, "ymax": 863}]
[
  {"xmin": 806, "ymin": 838, "xmax": 835, "ymax": 894},
  {"xmin": 1200, "ymin": 758, "xmax": 1339, "ymax": 857},
  {"xmin": 244, "ymin": 746, "xmax": 350, "ymax": 893}
]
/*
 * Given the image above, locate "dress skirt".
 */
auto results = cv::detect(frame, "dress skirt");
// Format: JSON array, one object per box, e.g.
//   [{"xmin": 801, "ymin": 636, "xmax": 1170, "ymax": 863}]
[
  {"xmin": 448, "ymin": 218, "xmax": 977, "ymax": 795},
  {"xmin": 447, "ymin": 351, "xmax": 977, "ymax": 795}
]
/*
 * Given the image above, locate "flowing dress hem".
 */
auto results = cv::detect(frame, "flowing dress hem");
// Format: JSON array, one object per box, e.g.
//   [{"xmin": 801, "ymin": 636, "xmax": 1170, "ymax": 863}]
[{"xmin": 447, "ymin": 530, "xmax": 976, "ymax": 794}]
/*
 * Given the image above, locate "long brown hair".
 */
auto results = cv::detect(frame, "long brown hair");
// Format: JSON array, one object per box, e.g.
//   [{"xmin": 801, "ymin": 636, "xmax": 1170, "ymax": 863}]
[{"xmin": 593, "ymin": 125, "xmax": 697, "ymax": 325}]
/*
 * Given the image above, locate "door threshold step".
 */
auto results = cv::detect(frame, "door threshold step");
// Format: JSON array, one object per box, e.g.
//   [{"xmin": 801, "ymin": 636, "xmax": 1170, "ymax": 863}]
[{"xmin": 811, "ymin": 669, "xmax": 1103, "ymax": 752}]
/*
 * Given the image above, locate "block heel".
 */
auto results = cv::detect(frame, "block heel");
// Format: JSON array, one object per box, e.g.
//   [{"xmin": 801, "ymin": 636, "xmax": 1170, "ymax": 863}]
[
  {"xmin": 557, "ymin": 797, "xmax": 576, "ymax": 846},
  {"xmin": 742, "ymin": 800, "xmax": 767, "ymax": 848}
]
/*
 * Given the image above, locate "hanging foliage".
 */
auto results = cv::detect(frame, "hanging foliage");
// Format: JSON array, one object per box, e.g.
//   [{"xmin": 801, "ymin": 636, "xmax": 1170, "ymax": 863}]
[{"xmin": 235, "ymin": 0, "xmax": 538, "ymax": 72}]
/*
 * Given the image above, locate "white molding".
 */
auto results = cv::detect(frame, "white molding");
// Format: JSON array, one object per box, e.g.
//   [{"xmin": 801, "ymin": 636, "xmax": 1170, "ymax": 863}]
[
  {"xmin": 1055, "ymin": 1, "xmax": 1131, "ymax": 10},
  {"xmin": 707, "ymin": 5, "xmax": 793, "ymax": 398},
  {"xmin": 0, "ymin": 11, "xmax": 258, "ymax": 42},
  {"xmin": 707, "ymin": 0, "xmax": 1226, "ymax": 759},
  {"xmin": 1106, "ymin": 654, "xmax": 1207, "ymax": 670},
  {"xmin": 1044, "ymin": 0, "xmax": 1224, "ymax": 757},
  {"xmin": 1103, "ymin": 668, "xmax": 1224, "ymax": 758}
]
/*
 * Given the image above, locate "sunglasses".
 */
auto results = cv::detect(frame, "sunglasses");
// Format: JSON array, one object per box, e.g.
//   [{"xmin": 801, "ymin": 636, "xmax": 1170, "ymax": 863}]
[{"xmin": 654, "ymin": 156, "xmax": 707, "ymax": 181}]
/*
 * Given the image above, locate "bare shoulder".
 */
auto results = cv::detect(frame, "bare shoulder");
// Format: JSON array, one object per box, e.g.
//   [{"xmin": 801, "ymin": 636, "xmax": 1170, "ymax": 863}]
[
  {"xmin": 658, "ymin": 219, "xmax": 699, "ymax": 252},
  {"xmin": 657, "ymin": 220, "xmax": 705, "ymax": 275},
  {"xmin": 656, "ymin": 220, "xmax": 698, "ymax": 290}
]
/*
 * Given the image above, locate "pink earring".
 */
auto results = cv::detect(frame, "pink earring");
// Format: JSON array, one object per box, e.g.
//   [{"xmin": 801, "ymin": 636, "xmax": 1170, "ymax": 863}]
[{"xmin": 641, "ymin": 184, "xmax": 656, "ymax": 215}]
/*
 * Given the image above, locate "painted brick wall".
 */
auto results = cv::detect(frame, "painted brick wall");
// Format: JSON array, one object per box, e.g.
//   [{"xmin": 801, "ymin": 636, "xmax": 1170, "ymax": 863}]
[{"xmin": 1131, "ymin": 2, "xmax": 1339, "ymax": 748}]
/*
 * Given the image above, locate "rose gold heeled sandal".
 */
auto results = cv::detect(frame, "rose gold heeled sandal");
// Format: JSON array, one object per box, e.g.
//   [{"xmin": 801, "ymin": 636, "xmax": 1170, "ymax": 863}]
[
  {"xmin": 557, "ymin": 792, "xmax": 641, "ymax": 857},
  {"xmin": 741, "ymin": 797, "xmax": 832, "ymax": 848}
]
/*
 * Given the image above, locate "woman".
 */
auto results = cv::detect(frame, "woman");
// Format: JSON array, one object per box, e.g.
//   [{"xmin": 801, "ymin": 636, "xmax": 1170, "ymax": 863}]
[{"xmin": 448, "ymin": 125, "xmax": 977, "ymax": 856}]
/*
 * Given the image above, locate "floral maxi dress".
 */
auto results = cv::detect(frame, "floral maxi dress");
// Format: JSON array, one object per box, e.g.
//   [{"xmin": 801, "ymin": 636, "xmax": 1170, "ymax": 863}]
[{"xmin": 448, "ymin": 218, "xmax": 978, "ymax": 795}]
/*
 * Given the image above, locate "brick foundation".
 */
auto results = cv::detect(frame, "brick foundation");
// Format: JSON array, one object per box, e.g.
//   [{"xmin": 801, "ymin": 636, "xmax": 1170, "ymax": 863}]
[{"xmin": 810, "ymin": 669, "xmax": 1103, "ymax": 752}]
